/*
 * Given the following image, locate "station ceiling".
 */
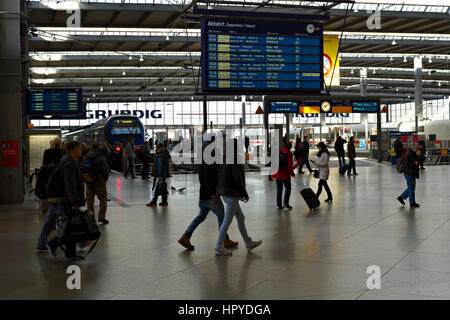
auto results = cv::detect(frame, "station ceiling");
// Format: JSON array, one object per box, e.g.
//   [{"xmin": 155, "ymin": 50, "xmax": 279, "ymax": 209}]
[{"xmin": 26, "ymin": 0, "xmax": 450, "ymax": 104}]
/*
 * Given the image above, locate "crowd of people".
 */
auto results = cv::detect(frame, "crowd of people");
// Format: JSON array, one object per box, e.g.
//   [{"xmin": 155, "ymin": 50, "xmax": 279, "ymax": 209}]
[{"xmin": 34, "ymin": 132, "xmax": 426, "ymax": 259}]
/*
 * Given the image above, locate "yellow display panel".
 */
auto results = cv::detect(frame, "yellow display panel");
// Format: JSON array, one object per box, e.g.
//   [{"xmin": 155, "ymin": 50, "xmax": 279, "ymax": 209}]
[
  {"xmin": 299, "ymin": 106, "xmax": 320, "ymax": 113},
  {"xmin": 332, "ymin": 106, "xmax": 352, "ymax": 113}
]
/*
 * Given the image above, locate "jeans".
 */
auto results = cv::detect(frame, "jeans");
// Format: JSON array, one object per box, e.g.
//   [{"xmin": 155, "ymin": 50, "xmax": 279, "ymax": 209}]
[
  {"xmin": 316, "ymin": 179, "xmax": 333, "ymax": 200},
  {"xmin": 216, "ymin": 196, "xmax": 250, "ymax": 247},
  {"xmin": 184, "ymin": 198, "xmax": 229, "ymax": 240},
  {"xmin": 299, "ymin": 155, "xmax": 313, "ymax": 173},
  {"xmin": 36, "ymin": 201, "xmax": 61, "ymax": 249},
  {"xmin": 276, "ymin": 179, "xmax": 291, "ymax": 208},
  {"xmin": 124, "ymin": 158, "xmax": 135, "ymax": 176},
  {"xmin": 400, "ymin": 173, "xmax": 416, "ymax": 204},
  {"xmin": 347, "ymin": 158, "xmax": 356, "ymax": 174},
  {"xmin": 337, "ymin": 152, "xmax": 346, "ymax": 168},
  {"xmin": 47, "ymin": 204, "xmax": 77, "ymax": 258}
]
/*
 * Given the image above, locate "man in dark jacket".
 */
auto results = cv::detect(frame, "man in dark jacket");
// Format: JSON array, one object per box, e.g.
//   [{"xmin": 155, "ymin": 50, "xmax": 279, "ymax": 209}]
[
  {"xmin": 334, "ymin": 136, "xmax": 347, "ymax": 168},
  {"xmin": 147, "ymin": 143, "xmax": 171, "ymax": 207},
  {"xmin": 418, "ymin": 137, "xmax": 426, "ymax": 170},
  {"xmin": 83, "ymin": 143, "xmax": 110, "ymax": 224},
  {"xmin": 42, "ymin": 137, "xmax": 63, "ymax": 166},
  {"xmin": 394, "ymin": 137, "xmax": 404, "ymax": 158},
  {"xmin": 397, "ymin": 145, "xmax": 420, "ymax": 208},
  {"xmin": 299, "ymin": 136, "xmax": 313, "ymax": 174},
  {"xmin": 178, "ymin": 141, "xmax": 238, "ymax": 250},
  {"xmin": 46, "ymin": 141, "xmax": 86, "ymax": 260},
  {"xmin": 347, "ymin": 136, "xmax": 358, "ymax": 176}
]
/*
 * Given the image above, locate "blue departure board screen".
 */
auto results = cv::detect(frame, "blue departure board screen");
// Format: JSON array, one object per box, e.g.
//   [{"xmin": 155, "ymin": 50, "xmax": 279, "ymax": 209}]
[
  {"xmin": 26, "ymin": 88, "xmax": 83, "ymax": 116},
  {"xmin": 201, "ymin": 18, "xmax": 323, "ymax": 94},
  {"xmin": 270, "ymin": 102, "xmax": 298, "ymax": 113}
]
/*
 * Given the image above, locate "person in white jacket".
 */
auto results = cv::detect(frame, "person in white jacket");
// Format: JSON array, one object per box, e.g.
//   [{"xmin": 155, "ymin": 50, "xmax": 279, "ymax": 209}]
[{"xmin": 311, "ymin": 142, "xmax": 333, "ymax": 202}]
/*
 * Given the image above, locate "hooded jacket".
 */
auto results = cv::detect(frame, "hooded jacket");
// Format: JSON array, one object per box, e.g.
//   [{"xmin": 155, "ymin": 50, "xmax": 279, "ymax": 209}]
[
  {"xmin": 403, "ymin": 149, "xmax": 419, "ymax": 179},
  {"xmin": 272, "ymin": 146, "xmax": 300, "ymax": 181},
  {"xmin": 216, "ymin": 163, "xmax": 248, "ymax": 199},
  {"xmin": 347, "ymin": 141, "xmax": 356, "ymax": 159},
  {"xmin": 83, "ymin": 149, "xmax": 110, "ymax": 182},
  {"xmin": 152, "ymin": 149, "xmax": 171, "ymax": 178}
]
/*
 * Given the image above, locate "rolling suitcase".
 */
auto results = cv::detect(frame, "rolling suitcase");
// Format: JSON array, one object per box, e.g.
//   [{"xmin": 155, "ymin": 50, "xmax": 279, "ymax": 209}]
[
  {"xmin": 339, "ymin": 164, "xmax": 349, "ymax": 175},
  {"xmin": 300, "ymin": 188, "xmax": 320, "ymax": 210}
]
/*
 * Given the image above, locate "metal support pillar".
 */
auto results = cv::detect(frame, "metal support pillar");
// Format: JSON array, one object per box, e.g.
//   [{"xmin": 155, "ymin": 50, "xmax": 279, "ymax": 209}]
[
  {"xmin": 360, "ymin": 67, "xmax": 369, "ymax": 150},
  {"xmin": 377, "ymin": 108, "xmax": 382, "ymax": 163},
  {"xmin": 285, "ymin": 113, "xmax": 290, "ymax": 139},
  {"xmin": 202, "ymin": 95, "xmax": 207, "ymax": 133},
  {"xmin": 414, "ymin": 56, "xmax": 423, "ymax": 133},
  {"xmin": 0, "ymin": 0, "xmax": 24, "ymax": 203}
]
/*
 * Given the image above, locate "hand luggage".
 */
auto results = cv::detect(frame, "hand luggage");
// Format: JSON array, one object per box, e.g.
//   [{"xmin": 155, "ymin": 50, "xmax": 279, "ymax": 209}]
[
  {"xmin": 339, "ymin": 164, "xmax": 349, "ymax": 175},
  {"xmin": 300, "ymin": 188, "xmax": 320, "ymax": 210}
]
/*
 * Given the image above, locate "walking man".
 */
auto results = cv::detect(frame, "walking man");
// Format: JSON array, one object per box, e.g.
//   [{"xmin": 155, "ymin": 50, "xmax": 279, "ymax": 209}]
[{"xmin": 397, "ymin": 145, "xmax": 420, "ymax": 208}]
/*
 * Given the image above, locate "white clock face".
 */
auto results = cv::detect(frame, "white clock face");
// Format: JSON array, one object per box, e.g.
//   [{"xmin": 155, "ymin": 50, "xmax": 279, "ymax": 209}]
[
  {"xmin": 306, "ymin": 24, "xmax": 315, "ymax": 34},
  {"xmin": 321, "ymin": 101, "xmax": 331, "ymax": 112}
]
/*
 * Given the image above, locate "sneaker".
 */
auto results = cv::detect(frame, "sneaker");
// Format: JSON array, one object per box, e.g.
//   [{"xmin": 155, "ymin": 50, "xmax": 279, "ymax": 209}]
[
  {"xmin": 325, "ymin": 199, "xmax": 333, "ymax": 203},
  {"xmin": 98, "ymin": 219, "xmax": 109, "ymax": 225},
  {"xmin": 146, "ymin": 202, "xmax": 157, "ymax": 207},
  {"xmin": 215, "ymin": 246, "xmax": 232, "ymax": 256},
  {"xmin": 46, "ymin": 241, "xmax": 57, "ymax": 257},
  {"xmin": 159, "ymin": 202, "xmax": 168, "ymax": 207},
  {"xmin": 246, "ymin": 239, "xmax": 262, "ymax": 251},
  {"xmin": 353, "ymin": 173, "xmax": 359, "ymax": 175},
  {"xmin": 299, "ymin": 170, "xmax": 305, "ymax": 174},
  {"xmin": 397, "ymin": 197, "xmax": 405, "ymax": 205},
  {"xmin": 283, "ymin": 204, "xmax": 293, "ymax": 209},
  {"xmin": 224, "ymin": 239, "xmax": 238, "ymax": 249},
  {"xmin": 410, "ymin": 202, "xmax": 420, "ymax": 208},
  {"xmin": 178, "ymin": 236, "xmax": 194, "ymax": 250},
  {"xmin": 64, "ymin": 255, "xmax": 85, "ymax": 261},
  {"xmin": 36, "ymin": 247, "xmax": 48, "ymax": 253},
  {"xmin": 276, "ymin": 206, "xmax": 283, "ymax": 211}
]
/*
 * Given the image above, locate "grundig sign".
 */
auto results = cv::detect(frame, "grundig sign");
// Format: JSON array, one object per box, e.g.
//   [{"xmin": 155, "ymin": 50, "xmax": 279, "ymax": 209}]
[{"xmin": 87, "ymin": 109, "xmax": 162, "ymax": 119}]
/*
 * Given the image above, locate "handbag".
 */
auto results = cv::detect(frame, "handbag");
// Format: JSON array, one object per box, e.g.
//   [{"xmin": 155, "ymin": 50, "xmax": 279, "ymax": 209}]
[
  {"xmin": 313, "ymin": 170, "xmax": 320, "ymax": 179},
  {"xmin": 56, "ymin": 209, "xmax": 101, "ymax": 255},
  {"xmin": 156, "ymin": 179, "xmax": 168, "ymax": 195}
]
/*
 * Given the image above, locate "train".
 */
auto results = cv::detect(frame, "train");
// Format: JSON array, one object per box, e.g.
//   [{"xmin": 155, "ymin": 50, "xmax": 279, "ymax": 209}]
[{"xmin": 62, "ymin": 115, "xmax": 146, "ymax": 170}]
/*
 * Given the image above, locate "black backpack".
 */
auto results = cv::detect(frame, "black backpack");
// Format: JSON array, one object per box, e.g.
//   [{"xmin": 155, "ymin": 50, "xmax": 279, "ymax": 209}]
[{"xmin": 34, "ymin": 160, "xmax": 60, "ymax": 199}]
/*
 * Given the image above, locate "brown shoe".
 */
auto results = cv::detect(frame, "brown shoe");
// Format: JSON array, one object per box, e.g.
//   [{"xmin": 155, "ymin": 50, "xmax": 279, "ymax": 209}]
[
  {"xmin": 224, "ymin": 239, "xmax": 238, "ymax": 249},
  {"xmin": 178, "ymin": 236, "xmax": 194, "ymax": 250}
]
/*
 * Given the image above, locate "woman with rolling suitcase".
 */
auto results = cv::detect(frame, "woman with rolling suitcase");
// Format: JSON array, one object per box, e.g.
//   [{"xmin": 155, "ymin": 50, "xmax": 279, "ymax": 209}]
[{"xmin": 311, "ymin": 142, "xmax": 333, "ymax": 203}]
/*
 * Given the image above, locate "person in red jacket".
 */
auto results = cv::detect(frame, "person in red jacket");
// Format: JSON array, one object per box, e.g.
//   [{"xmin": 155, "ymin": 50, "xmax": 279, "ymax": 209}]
[{"xmin": 272, "ymin": 141, "xmax": 301, "ymax": 210}]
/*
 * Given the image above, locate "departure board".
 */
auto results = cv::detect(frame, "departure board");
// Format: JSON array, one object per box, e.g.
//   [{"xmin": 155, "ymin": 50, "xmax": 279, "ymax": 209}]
[
  {"xmin": 26, "ymin": 88, "xmax": 83, "ymax": 116},
  {"xmin": 201, "ymin": 18, "xmax": 323, "ymax": 94},
  {"xmin": 268, "ymin": 99, "xmax": 380, "ymax": 113}
]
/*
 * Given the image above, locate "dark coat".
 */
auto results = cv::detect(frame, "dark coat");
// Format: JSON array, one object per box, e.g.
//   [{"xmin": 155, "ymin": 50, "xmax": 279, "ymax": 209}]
[
  {"xmin": 216, "ymin": 164, "xmax": 248, "ymax": 198},
  {"xmin": 151, "ymin": 149, "xmax": 171, "ymax": 178},
  {"xmin": 83, "ymin": 150, "xmax": 110, "ymax": 182},
  {"xmin": 334, "ymin": 138, "xmax": 346, "ymax": 154},
  {"xmin": 199, "ymin": 161, "xmax": 219, "ymax": 201},
  {"xmin": 347, "ymin": 141, "xmax": 356, "ymax": 159},
  {"xmin": 42, "ymin": 147, "xmax": 63, "ymax": 166},
  {"xmin": 394, "ymin": 139, "xmax": 404, "ymax": 157},
  {"xmin": 418, "ymin": 140, "xmax": 426, "ymax": 160},
  {"xmin": 300, "ymin": 140, "xmax": 310, "ymax": 157},
  {"xmin": 403, "ymin": 149, "xmax": 419, "ymax": 179},
  {"xmin": 60, "ymin": 154, "xmax": 85, "ymax": 207}
]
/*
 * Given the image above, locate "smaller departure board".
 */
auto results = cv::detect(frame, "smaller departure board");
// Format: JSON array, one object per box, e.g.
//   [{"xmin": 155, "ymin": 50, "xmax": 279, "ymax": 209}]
[{"xmin": 26, "ymin": 88, "xmax": 83, "ymax": 116}]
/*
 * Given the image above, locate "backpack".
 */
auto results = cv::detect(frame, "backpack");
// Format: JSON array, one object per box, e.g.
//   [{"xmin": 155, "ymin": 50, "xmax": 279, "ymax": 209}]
[
  {"xmin": 46, "ymin": 163, "xmax": 65, "ymax": 198},
  {"xmin": 396, "ymin": 155, "xmax": 405, "ymax": 173},
  {"xmin": 279, "ymin": 153, "xmax": 288, "ymax": 170},
  {"xmin": 80, "ymin": 158, "xmax": 97, "ymax": 183},
  {"xmin": 34, "ymin": 160, "xmax": 59, "ymax": 199}
]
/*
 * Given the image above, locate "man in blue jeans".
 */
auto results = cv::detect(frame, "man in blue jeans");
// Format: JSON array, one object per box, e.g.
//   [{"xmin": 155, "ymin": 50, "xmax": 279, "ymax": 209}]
[
  {"xmin": 397, "ymin": 145, "xmax": 420, "ymax": 208},
  {"xmin": 178, "ymin": 141, "xmax": 238, "ymax": 250}
]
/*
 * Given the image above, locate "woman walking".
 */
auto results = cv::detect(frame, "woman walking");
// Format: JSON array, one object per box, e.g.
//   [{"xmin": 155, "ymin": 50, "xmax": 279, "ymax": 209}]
[
  {"xmin": 215, "ymin": 139, "xmax": 262, "ymax": 256},
  {"xmin": 272, "ymin": 140, "xmax": 300, "ymax": 210},
  {"xmin": 311, "ymin": 142, "xmax": 333, "ymax": 203}
]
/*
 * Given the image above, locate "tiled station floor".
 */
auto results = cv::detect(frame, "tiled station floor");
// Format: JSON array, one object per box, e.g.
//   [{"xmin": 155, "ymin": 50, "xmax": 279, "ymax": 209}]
[{"xmin": 1, "ymin": 158, "xmax": 450, "ymax": 300}]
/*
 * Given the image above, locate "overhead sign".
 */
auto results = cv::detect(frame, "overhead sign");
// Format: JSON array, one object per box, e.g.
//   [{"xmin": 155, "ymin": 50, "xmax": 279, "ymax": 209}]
[
  {"xmin": 201, "ymin": 18, "xmax": 324, "ymax": 94},
  {"xmin": 26, "ymin": 88, "xmax": 84, "ymax": 116},
  {"xmin": 323, "ymin": 35, "xmax": 340, "ymax": 87},
  {"xmin": 269, "ymin": 100, "xmax": 380, "ymax": 113}
]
